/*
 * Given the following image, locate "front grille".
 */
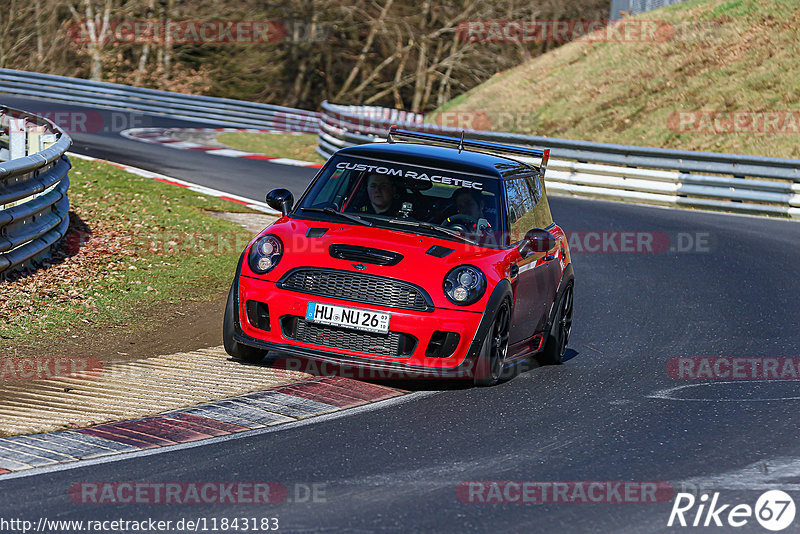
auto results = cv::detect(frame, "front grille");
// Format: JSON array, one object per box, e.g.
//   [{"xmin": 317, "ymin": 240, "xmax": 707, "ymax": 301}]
[
  {"xmin": 278, "ymin": 268, "xmax": 432, "ymax": 311},
  {"xmin": 281, "ymin": 316, "xmax": 416, "ymax": 357}
]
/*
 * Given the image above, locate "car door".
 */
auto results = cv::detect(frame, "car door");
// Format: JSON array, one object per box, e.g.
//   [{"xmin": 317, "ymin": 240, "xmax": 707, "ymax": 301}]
[{"xmin": 505, "ymin": 175, "xmax": 560, "ymax": 345}]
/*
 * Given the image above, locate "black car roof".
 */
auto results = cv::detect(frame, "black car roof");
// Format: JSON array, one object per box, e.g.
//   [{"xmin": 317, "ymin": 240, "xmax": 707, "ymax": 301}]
[{"xmin": 337, "ymin": 142, "xmax": 535, "ymax": 179}]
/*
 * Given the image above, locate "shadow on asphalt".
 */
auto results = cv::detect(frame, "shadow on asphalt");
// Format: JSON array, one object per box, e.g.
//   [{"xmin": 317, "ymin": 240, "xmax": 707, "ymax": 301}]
[{"xmin": 229, "ymin": 346, "xmax": 582, "ymax": 392}]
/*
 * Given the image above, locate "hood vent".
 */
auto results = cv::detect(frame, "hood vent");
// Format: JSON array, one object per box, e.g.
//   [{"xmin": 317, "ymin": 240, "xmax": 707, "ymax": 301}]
[
  {"xmin": 329, "ymin": 244, "xmax": 403, "ymax": 266},
  {"xmin": 306, "ymin": 228, "xmax": 328, "ymax": 238},
  {"xmin": 426, "ymin": 245, "xmax": 454, "ymax": 258}
]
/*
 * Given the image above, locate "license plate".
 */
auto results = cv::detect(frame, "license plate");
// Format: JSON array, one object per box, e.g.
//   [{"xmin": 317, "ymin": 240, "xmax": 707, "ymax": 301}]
[{"xmin": 305, "ymin": 302, "xmax": 390, "ymax": 334}]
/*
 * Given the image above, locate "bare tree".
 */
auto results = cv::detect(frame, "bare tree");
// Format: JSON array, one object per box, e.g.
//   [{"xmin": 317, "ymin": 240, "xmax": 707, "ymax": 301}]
[
  {"xmin": 334, "ymin": 0, "xmax": 394, "ymax": 101},
  {"xmin": 133, "ymin": 0, "xmax": 155, "ymax": 86},
  {"xmin": 0, "ymin": 0, "xmax": 612, "ymax": 110},
  {"xmin": 68, "ymin": 0, "xmax": 113, "ymax": 81}
]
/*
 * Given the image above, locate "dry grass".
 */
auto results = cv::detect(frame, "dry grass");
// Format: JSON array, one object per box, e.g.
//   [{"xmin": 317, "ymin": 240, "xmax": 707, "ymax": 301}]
[
  {"xmin": 434, "ymin": 0, "xmax": 800, "ymax": 159},
  {"xmin": 217, "ymin": 132, "xmax": 324, "ymax": 162}
]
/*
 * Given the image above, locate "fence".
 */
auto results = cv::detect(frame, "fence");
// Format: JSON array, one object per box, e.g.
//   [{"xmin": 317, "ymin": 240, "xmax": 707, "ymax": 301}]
[
  {"xmin": 317, "ymin": 102, "xmax": 800, "ymax": 219},
  {"xmin": 0, "ymin": 69, "xmax": 320, "ymax": 133},
  {"xmin": 3, "ymin": 69, "xmax": 799, "ymax": 220},
  {"xmin": 0, "ymin": 106, "xmax": 72, "ymax": 276}
]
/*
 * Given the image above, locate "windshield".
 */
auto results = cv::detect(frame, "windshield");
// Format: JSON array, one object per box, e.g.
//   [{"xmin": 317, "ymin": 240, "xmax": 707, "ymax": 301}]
[{"xmin": 295, "ymin": 155, "xmax": 504, "ymax": 245}]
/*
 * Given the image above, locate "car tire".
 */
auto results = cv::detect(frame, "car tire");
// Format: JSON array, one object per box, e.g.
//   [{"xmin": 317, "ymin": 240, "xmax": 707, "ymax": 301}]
[
  {"xmin": 539, "ymin": 283, "xmax": 573, "ymax": 365},
  {"xmin": 473, "ymin": 300, "xmax": 511, "ymax": 387},
  {"xmin": 223, "ymin": 282, "xmax": 267, "ymax": 364}
]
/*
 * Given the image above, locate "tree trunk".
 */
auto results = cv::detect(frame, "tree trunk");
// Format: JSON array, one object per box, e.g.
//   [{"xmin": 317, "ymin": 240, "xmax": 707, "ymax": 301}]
[
  {"xmin": 134, "ymin": 0, "xmax": 155, "ymax": 86},
  {"xmin": 436, "ymin": 34, "xmax": 460, "ymax": 108},
  {"xmin": 134, "ymin": 44, "xmax": 150, "ymax": 85},
  {"xmin": 410, "ymin": 0, "xmax": 431, "ymax": 112},
  {"xmin": 69, "ymin": 0, "xmax": 112, "ymax": 82},
  {"xmin": 162, "ymin": 0, "xmax": 174, "ymax": 83},
  {"xmin": 392, "ymin": 36, "xmax": 410, "ymax": 109},
  {"xmin": 34, "ymin": 0, "xmax": 43, "ymax": 59},
  {"xmin": 420, "ymin": 39, "xmax": 443, "ymax": 111}
]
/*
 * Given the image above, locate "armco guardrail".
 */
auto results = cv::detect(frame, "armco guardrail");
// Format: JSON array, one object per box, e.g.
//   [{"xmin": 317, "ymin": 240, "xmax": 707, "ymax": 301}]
[
  {"xmin": 3, "ymin": 68, "xmax": 798, "ymax": 219},
  {"xmin": 0, "ymin": 106, "xmax": 71, "ymax": 277},
  {"xmin": 318, "ymin": 101, "xmax": 800, "ymax": 219},
  {"xmin": 0, "ymin": 69, "xmax": 319, "ymax": 133}
]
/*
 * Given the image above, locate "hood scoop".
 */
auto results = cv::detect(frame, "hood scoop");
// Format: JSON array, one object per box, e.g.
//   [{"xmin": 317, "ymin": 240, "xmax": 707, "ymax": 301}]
[
  {"xmin": 306, "ymin": 228, "xmax": 328, "ymax": 238},
  {"xmin": 329, "ymin": 244, "xmax": 403, "ymax": 266},
  {"xmin": 426, "ymin": 245, "xmax": 454, "ymax": 258}
]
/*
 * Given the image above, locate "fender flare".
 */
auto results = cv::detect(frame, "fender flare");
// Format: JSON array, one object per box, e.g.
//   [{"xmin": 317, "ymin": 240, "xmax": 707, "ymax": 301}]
[
  {"xmin": 464, "ymin": 279, "xmax": 514, "ymax": 362},
  {"xmin": 546, "ymin": 262, "xmax": 574, "ymax": 334},
  {"xmin": 226, "ymin": 252, "xmax": 247, "ymax": 341}
]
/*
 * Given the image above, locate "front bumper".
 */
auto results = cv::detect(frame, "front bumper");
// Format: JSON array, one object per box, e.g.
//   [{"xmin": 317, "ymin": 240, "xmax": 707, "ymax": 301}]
[{"xmin": 235, "ymin": 274, "xmax": 484, "ymax": 377}]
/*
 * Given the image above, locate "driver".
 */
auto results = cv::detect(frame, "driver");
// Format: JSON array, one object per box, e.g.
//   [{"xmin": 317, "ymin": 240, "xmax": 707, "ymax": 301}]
[{"xmin": 359, "ymin": 174, "xmax": 405, "ymax": 215}]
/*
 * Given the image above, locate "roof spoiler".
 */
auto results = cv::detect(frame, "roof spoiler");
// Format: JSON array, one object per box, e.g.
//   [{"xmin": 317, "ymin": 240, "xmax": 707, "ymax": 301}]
[{"xmin": 386, "ymin": 126, "xmax": 550, "ymax": 173}]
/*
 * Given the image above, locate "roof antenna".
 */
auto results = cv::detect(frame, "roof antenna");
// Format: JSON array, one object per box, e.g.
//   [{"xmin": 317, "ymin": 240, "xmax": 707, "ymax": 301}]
[{"xmin": 457, "ymin": 130, "xmax": 465, "ymax": 154}]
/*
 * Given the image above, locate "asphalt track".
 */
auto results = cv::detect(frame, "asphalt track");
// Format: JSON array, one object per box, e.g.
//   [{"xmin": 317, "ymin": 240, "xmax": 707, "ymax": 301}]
[
  {"xmin": 2, "ymin": 96, "xmax": 800, "ymax": 533},
  {"xmin": 1, "ymin": 95, "xmax": 313, "ymax": 201}
]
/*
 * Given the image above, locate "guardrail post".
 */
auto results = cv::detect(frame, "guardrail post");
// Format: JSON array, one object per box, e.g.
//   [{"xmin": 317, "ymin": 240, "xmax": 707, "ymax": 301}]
[
  {"xmin": 9, "ymin": 118, "xmax": 26, "ymax": 159},
  {"xmin": 41, "ymin": 133, "xmax": 58, "ymax": 150},
  {"xmin": 27, "ymin": 125, "xmax": 46, "ymax": 155}
]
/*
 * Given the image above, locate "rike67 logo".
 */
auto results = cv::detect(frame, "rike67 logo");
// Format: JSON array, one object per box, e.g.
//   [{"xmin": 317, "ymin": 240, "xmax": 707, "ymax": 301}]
[{"xmin": 668, "ymin": 490, "xmax": 796, "ymax": 531}]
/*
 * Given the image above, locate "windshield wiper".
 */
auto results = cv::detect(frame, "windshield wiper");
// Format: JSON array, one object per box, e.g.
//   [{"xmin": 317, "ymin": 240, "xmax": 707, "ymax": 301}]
[
  {"xmin": 382, "ymin": 218, "xmax": 478, "ymax": 245},
  {"xmin": 301, "ymin": 207, "xmax": 373, "ymax": 227}
]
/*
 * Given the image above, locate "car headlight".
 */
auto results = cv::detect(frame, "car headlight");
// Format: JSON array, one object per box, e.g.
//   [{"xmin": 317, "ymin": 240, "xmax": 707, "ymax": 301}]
[
  {"xmin": 248, "ymin": 234, "xmax": 283, "ymax": 274},
  {"xmin": 444, "ymin": 265, "xmax": 486, "ymax": 306}
]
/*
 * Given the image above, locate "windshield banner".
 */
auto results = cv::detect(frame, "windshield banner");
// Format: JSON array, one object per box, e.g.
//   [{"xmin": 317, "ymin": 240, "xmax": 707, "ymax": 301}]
[{"xmin": 335, "ymin": 161, "xmax": 484, "ymax": 190}]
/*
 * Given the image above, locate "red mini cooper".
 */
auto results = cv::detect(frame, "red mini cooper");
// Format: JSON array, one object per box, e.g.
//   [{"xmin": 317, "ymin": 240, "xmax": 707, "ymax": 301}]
[{"xmin": 223, "ymin": 128, "xmax": 574, "ymax": 386}]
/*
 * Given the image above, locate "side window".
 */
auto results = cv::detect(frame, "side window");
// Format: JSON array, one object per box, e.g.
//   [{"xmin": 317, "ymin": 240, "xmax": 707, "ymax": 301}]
[
  {"xmin": 525, "ymin": 174, "xmax": 553, "ymax": 229},
  {"xmin": 504, "ymin": 177, "xmax": 537, "ymax": 244},
  {"xmin": 313, "ymin": 169, "xmax": 358, "ymax": 209}
]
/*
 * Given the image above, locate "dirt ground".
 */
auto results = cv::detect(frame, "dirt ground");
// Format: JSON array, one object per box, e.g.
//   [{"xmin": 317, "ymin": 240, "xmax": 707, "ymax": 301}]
[
  {"xmin": 1, "ymin": 291, "xmax": 229, "ymax": 363},
  {"xmin": 1, "ymin": 211, "xmax": 277, "ymax": 363}
]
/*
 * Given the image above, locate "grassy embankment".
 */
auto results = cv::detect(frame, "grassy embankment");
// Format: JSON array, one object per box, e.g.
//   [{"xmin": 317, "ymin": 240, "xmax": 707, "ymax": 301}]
[
  {"xmin": 0, "ymin": 157, "xmax": 259, "ymax": 348},
  {"xmin": 430, "ymin": 0, "xmax": 800, "ymax": 158}
]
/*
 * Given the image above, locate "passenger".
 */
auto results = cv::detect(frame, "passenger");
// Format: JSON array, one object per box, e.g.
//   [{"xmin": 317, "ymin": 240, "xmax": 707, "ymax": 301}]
[
  {"xmin": 442, "ymin": 187, "xmax": 494, "ymax": 233},
  {"xmin": 452, "ymin": 187, "xmax": 486, "ymax": 219}
]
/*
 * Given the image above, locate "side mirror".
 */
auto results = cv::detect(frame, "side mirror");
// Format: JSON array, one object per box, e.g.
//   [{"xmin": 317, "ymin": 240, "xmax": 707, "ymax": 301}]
[
  {"xmin": 521, "ymin": 228, "xmax": 557, "ymax": 256},
  {"xmin": 266, "ymin": 188, "xmax": 294, "ymax": 216}
]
